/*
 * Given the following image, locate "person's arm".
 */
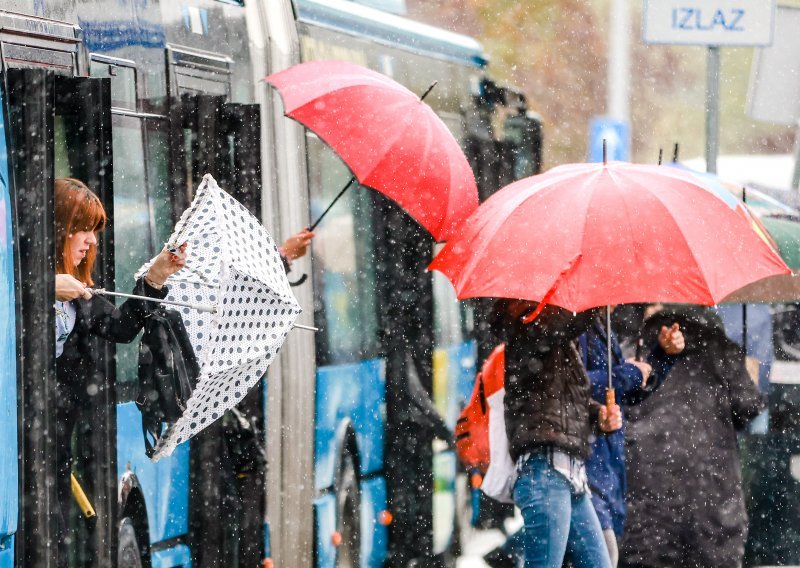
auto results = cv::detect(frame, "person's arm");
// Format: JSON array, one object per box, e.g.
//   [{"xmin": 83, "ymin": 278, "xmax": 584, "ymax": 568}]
[
  {"xmin": 88, "ymin": 247, "xmax": 184, "ymax": 342},
  {"xmin": 639, "ymin": 323, "xmax": 685, "ymax": 398},
  {"xmin": 582, "ymin": 331, "xmax": 648, "ymax": 405}
]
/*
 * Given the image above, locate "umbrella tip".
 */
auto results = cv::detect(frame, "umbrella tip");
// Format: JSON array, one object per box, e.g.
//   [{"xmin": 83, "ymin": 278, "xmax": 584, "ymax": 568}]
[
  {"xmin": 602, "ymin": 139, "xmax": 607, "ymax": 165},
  {"xmin": 658, "ymin": 148, "xmax": 663, "ymax": 165},
  {"xmin": 420, "ymin": 81, "xmax": 438, "ymax": 101}
]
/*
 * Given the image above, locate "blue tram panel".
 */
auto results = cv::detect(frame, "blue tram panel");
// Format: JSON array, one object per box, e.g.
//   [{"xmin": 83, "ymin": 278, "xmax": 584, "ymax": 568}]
[
  {"xmin": 0, "ymin": 91, "xmax": 17, "ymax": 568},
  {"xmin": 116, "ymin": 404, "xmax": 191, "ymax": 547},
  {"xmin": 314, "ymin": 359, "xmax": 388, "ymax": 566}
]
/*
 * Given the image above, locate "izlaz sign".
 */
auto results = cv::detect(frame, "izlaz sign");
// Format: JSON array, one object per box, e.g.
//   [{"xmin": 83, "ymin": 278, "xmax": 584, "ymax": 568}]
[{"xmin": 643, "ymin": 0, "xmax": 776, "ymax": 46}]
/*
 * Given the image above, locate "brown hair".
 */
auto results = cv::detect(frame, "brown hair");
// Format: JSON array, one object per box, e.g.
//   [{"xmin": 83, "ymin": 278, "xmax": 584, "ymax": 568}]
[{"xmin": 55, "ymin": 178, "xmax": 106, "ymax": 285}]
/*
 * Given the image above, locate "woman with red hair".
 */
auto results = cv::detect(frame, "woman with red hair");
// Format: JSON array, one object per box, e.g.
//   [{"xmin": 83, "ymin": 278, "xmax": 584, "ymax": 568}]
[{"xmin": 53, "ymin": 178, "xmax": 185, "ymax": 563}]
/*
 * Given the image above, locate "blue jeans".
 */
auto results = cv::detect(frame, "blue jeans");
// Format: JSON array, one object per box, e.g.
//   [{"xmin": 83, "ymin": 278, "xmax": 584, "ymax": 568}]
[{"xmin": 513, "ymin": 453, "xmax": 612, "ymax": 568}]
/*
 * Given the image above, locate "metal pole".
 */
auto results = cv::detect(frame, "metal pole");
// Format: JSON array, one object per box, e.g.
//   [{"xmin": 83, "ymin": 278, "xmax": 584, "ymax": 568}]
[
  {"xmin": 792, "ymin": 119, "xmax": 800, "ymax": 190},
  {"xmin": 91, "ymin": 289, "xmax": 318, "ymax": 331},
  {"xmin": 608, "ymin": 0, "xmax": 631, "ymax": 123},
  {"xmin": 93, "ymin": 288, "xmax": 215, "ymax": 313},
  {"xmin": 705, "ymin": 46, "xmax": 721, "ymax": 174}
]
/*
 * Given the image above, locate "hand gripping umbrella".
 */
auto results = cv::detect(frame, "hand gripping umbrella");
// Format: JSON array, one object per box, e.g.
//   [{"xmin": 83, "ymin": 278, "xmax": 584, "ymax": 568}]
[
  {"xmin": 266, "ymin": 60, "xmax": 479, "ymax": 242},
  {"xmin": 430, "ymin": 161, "xmax": 791, "ymax": 407},
  {"xmin": 131, "ymin": 174, "xmax": 301, "ymax": 460}
]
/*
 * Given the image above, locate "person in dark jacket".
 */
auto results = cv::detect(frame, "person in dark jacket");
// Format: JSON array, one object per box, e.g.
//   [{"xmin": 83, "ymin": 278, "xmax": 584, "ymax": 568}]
[
  {"xmin": 580, "ymin": 312, "xmax": 685, "ymax": 566},
  {"xmin": 496, "ymin": 299, "xmax": 622, "ymax": 568},
  {"xmin": 54, "ymin": 178, "xmax": 186, "ymax": 565},
  {"xmin": 620, "ymin": 305, "xmax": 765, "ymax": 568}
]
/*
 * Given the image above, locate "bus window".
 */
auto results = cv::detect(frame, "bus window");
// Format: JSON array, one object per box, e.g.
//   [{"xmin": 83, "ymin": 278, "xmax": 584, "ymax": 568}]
[
  {"xmin": 307, "ymin": 133, "xmax": 380, "ymax": 366},
  {"xmin": 112, "ymin": 115, "xmax": 154, "ymax": 397},
  {"xmin": 145, "ymin": 123, "xmax": 175, "ymax": 250},
  {"xmin": 89, "ymin": 58, "xmax": 137, "ymax": 112}
]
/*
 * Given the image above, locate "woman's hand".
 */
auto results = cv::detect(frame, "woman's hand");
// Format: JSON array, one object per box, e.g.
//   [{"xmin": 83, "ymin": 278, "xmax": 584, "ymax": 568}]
[
  {"xmin": 145, "ymin": 243, "xmax": 187, "ymax": 287},
  {"xmin": 280, "ymin": 230, "xmax": 315, "ymax": 261},
  {"xmin": 598, "ymin": 403, "xmax": 623, "ymax": 433},
  {"xmin": 56, "ymin": 274, "xmax": 92, "ymax": 301}
]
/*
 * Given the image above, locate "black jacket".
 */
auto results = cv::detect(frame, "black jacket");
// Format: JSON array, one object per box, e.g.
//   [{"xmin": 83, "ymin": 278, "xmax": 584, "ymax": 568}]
[
  {"xmin": 621, "ymin": 306, "xmax": 765, "ymax": 568},
  {"xmin": 57, "ymin": 277, "xmax": 168, "ymax": 396},
  {"xmin": 55, "ymin": 277, "xmax": 168, "ymax": 550},
  {"xmin": 500, "ymin": 303, "xmax": 600, "ymax": 461}
]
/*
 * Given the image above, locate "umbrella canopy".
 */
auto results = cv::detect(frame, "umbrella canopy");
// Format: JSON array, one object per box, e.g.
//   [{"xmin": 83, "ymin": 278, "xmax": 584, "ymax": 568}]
[
  {"xmin": 137, "ymin": 174, "xmax": 301, "ymax": 460},
  {"xmin": 266, "ymin": 60, "xmax": 478, "ymax": 241},
  {"xmin": 665, "ymin": 164, "xmax": 800, "ymax": 303},
  {"xmin": 722, "ymin": 216, "xmax": 800, "ymax": 303},
  {"xmin": 429, "ymin": 161, "xmax": 790, "ymax": 312},
  {"xmin": 667, "ymin": 162, "xmax": 799, "ymax": 218}
]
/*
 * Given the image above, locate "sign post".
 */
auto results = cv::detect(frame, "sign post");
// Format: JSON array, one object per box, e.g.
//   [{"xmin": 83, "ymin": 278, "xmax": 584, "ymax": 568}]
[{"xmin": 643, "ymin": 0, "xmax": 776, "ymax": 173}]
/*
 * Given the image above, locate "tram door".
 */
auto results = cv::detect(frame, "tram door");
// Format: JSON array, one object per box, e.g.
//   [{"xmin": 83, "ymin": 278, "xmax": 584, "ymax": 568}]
[
  {"xmin": 5, "ymin": 69, "xmax": 115, "ymax": 567},
  {"xmin": 168, "ymin": 90, "xmax": 262, "ymax": 567}
]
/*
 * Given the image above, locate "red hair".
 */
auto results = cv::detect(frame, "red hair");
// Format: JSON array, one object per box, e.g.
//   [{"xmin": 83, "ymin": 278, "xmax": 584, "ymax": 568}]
[{"xmin": 55, "ymin": 178, "xmax": 106, "ymax": 286}]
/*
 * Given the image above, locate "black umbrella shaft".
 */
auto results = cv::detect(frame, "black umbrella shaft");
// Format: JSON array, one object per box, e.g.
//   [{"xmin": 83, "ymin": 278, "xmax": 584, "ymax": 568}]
[{"xmin": 308, "ymin": 175, "xmax": 357, "ymax": 232}]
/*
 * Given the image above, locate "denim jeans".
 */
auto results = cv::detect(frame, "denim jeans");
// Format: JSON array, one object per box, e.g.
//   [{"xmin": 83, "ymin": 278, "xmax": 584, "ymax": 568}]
[{"xmin": 513, "ymin": 453, "xmax": 612, "ymax": 568}]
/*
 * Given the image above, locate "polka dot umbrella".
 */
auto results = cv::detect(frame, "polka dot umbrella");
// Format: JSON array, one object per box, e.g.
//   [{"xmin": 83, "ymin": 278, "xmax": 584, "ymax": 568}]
[{"xmin": 133, "ymin": 174, "xmax": 301, "ymax": 460}]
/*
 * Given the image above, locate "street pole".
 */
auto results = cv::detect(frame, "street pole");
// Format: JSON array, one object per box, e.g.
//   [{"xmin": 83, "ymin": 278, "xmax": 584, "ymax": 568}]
[
  {"xmin": 792, "ymin": 119, "xmax": 800, "ymax": 190},
  {"xmin": 608, "ymin": 0, "xmax": 631, "ymax": 122},
  {"xmin": 705, "ymin": 46, "xmax": 721, "ymax": 174}
]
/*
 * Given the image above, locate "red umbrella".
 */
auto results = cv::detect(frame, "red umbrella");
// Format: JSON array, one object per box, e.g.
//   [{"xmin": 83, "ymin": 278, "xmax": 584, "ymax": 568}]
[
  {"xmin": 429, "ymin": 161, "xmax": 790, "ymax": 312},
  {"xmin": 266, "ymin": 60, "xmax": 478, "ymax": 242}
]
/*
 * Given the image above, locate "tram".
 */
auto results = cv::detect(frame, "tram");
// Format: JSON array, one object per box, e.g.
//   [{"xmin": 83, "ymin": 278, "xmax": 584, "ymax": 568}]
[{"xmin": 0, "ymin": 1, "xmax": 541, "ymax": 567}]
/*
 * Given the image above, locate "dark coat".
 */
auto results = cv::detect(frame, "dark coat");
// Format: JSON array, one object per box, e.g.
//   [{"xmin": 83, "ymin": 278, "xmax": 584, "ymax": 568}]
[
  {"xmin": 500, "ymin": 303, "xmax": 601, "ymax": 462},
  {"xmin": 580, "ymin": 318, "xmax": 677, "ymax": 536},
  {"xmin": 621, "ymin": 306, "xmax": 765, "ymax": 568},
  {"xmin": 56, "ymin": 278, "xmax": 167, "ymax": 510}
]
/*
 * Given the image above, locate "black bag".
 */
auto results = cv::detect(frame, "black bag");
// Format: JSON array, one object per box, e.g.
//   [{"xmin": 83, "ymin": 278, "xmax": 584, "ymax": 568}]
[{"xmin": 136, "ymin": 307, "xmax": 200, "ymax": 457}]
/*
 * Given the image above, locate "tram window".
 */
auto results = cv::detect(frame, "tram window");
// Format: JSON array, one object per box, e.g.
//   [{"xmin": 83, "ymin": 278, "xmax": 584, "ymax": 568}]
[
  {"xmin": 145, "ymin": 123, "xmax": 174, "ymax": 249},
  {"xmin": 112, "ymin": 115, "xmax": 153, "ymax": 392},
  {"xmin": 307, "ymin": 134, "xmax": 380, "ymax": 365},
  {"xmin": 89, "ymin": 59, "xmax": 137, "ymax": 111}
]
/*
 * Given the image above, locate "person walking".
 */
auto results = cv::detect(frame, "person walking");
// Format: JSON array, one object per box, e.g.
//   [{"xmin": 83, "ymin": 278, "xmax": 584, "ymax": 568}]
[
  {"xmin": 620, "ymin": 305, "xmax": 764, "ymax": 568},
  {"xmin": 54, "ymin": 177, "xmax": 186, "ymax": 565},
  {"xmin": 495, "ymin": 299, "xmax": 622, "ymax": 568},
  {"xmin": 580, "ymin": 311, "xmax": 685, "ymax": 566}
]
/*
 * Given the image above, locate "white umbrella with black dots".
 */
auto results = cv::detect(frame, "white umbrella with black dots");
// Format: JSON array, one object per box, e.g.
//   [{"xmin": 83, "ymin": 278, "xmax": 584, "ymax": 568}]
[{"xmin": 132, "ymin": 174, "xmax": 301, "ymax": 460}]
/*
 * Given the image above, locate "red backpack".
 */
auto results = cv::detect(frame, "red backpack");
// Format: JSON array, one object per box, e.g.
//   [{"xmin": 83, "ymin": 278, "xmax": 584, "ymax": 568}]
[{"xmin": 455, "ymin": 344, "xmax": 506, "ymax": 474}]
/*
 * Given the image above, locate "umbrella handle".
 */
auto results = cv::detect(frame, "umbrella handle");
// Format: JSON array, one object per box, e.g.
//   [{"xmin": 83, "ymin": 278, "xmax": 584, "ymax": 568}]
[
  {"xmin": 289, "ymin": 273, "xmax": 308, "ymax": 287},
  {"xmin": 605, "ymin": 387, "xmax": 616, "ymax": 410}
]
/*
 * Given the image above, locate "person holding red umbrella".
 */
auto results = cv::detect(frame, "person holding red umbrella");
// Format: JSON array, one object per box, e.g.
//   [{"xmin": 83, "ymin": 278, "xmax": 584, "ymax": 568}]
[
  {"xmin": 493, "ymin": 299, "xmax": 622, "ymax": 568},
  {"xmin": 580, "ymin": 310, "xmax": 685, "ymax": 567}
]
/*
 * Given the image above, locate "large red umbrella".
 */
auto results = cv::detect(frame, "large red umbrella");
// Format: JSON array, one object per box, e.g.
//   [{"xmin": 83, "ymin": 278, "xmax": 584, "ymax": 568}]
[
  {"xmin": 429, "ymin": 161, "xmax": 790, "ymax": 312},
  {"xmin": 266, "ymin": 60, "xmax": 478, "ymax": 241}
]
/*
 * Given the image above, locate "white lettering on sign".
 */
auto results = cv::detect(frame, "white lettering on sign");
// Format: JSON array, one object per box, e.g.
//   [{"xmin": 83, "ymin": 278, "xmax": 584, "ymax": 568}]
[{"xmin": 643, "ymin": 0, "xmax": 776, "ymax": 46}]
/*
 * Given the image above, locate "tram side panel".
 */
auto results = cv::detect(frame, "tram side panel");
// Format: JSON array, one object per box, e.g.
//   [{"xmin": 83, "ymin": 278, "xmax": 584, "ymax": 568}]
[{"xmin": 0, "ymin": 86, "xmax": 18, "ymax": 568}]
